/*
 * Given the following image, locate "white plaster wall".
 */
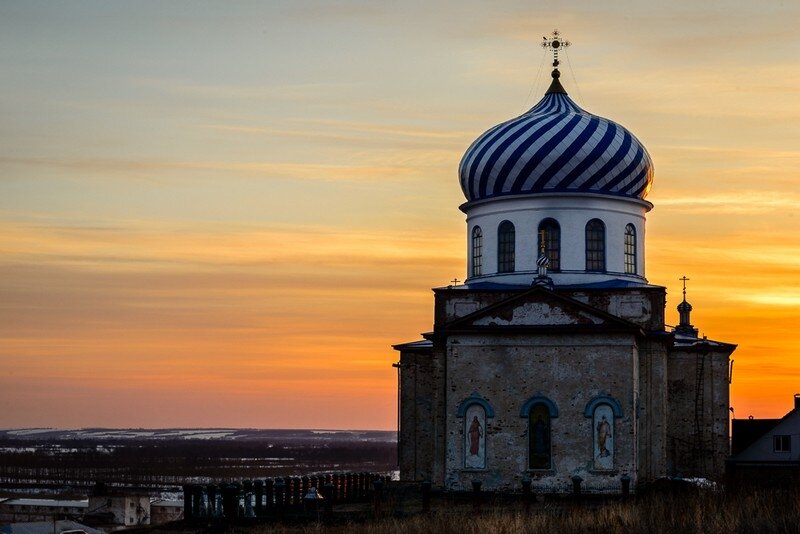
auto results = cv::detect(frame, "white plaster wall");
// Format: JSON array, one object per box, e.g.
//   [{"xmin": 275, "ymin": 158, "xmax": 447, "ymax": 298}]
[
  {"xmin": 736, "ymin": 410, "xmax": 800, "ymax": 462},
  {"xmin": 463, "ymin": 193, "xmax": 651, "ymax": 285}
]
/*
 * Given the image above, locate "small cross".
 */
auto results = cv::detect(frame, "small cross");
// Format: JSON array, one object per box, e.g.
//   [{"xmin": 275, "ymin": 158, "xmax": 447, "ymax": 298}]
[
  {"xmin": 679, "ymin": 276, "xmax": 690, "ymax": 299},
  {"xmin": 451, "ymin": 278, "xmax": 461, "ymax": 286}
]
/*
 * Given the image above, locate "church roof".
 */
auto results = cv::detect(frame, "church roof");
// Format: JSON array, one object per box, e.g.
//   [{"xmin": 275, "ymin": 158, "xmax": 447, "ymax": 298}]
[
  {"xmin": 672, "ymin": 332, "xmax": 737, "ymax": 351},
  {"xmin": 731, "ymin": 418, "xmax": 782, "ymax": 456},
  {"xmin": 392, "ymin": 339, "xmax": 432, "ymax": 351},
  {"xmin": 458, "ymin": 81, "xmax": 653, "ymax": 203}
]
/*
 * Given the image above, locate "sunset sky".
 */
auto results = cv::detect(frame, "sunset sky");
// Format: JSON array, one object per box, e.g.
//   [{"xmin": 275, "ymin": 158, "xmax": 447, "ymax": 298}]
[{"xmin": 2, "ymin": 1, "xmax": 799, "ymax": 429}]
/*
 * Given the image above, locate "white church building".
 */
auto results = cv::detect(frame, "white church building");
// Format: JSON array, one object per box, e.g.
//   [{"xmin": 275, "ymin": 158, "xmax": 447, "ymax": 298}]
[{"xmin": 393, "ymin": 34, "xmax": 736, "ymax": 494}]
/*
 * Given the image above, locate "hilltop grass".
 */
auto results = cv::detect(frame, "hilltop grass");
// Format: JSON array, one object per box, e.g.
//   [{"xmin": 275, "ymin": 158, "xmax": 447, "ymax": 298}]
[{"xmin": 256, "ymin": 487, "xmax": 800, "ymax": 534}]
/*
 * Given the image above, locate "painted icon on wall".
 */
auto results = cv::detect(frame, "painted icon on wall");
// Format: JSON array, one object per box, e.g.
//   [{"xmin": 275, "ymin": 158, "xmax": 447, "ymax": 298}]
[
  {"xmin": 593, "ymin": 404, "xmax": 614, "ymax": 470},
  {"xmin": 464, "ymin": 404, "xmax": 486, "ymax": 469}
]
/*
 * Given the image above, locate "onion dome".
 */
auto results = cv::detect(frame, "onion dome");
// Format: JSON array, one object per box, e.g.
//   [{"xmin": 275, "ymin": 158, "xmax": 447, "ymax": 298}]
[{"xmin": 459, "ymin": 73, "xmax": 654, "ymax": 203}]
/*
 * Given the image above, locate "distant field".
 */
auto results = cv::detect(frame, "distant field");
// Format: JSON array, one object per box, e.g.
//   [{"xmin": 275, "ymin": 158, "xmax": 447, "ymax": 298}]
[{"xmin": 0, "ymin": 428, "xmax": 397, "ymax": 498}]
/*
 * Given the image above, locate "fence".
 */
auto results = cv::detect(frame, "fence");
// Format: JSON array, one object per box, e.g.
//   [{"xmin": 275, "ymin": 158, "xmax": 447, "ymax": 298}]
[{"xmin": 182, "ymin": 472, "xmax": 389, "ymax": 521}]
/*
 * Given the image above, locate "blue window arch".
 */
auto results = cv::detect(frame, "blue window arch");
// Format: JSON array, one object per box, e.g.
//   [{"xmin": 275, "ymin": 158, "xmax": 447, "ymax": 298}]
[
  {"xmin": 456, "ymin": 391, "xmax": 495, "ymax": 418},
  {"xmin": 520, "ymin": 396, "xmax": 559, "ymax": 418},
  {"xmin": 583, "ymin": 395, "xmax": 623, "ymax": 418}
]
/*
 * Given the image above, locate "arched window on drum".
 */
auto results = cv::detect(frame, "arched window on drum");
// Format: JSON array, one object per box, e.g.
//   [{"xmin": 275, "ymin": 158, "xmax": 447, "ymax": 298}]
[
  {"xmin": 624, "ymin": 224, "xmax": 636, "ymax": 274},
  {"xmin": 585, "ymin": 219, "xmax": 606, "ymax": 272},
  {"xmin": 537, "ymin": 218, "xmax": 561, "ymax": 271},
  {"xmin": 497, "ymin": 221, "xmax": 515, "ymax": 273},
  {"xmin": 472, "ymin": 226, "xmax": 483, "ymax": 277}
]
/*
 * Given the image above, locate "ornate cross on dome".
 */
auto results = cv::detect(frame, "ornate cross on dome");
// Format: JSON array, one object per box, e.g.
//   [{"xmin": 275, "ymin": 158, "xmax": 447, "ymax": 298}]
[{"xmin": 541, "ymin": 30, "xmax": 571, "ymax": 70}]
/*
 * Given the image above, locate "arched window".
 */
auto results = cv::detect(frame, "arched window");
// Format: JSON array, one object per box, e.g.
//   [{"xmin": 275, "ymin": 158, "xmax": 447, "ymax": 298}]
[
  {"xmin": 584, "ymin": 396, "xmax": 623, "ymax": 471},
  {"xmin": 472, "ymin": 226, "xmax": 483, "ymax": 277},
  {"xmin": 497, "ymin": 221, "xmax": 515, "ymax": 273},
  {"xmin": 537, "ymin": 218, "xmax": 561, "ymax": 271},
  {"xmin": 528, "ymin": 405, "xmax": 551, "ymax": 469},
  {"xmin": 520, "ymin": 396, "xmax": 558, "ymax": 470},
  {"xmin": 624, "ymin": 224, "xmax": 636, "ymax": 274},
  {"xmin": 585, "ymin": 219, "xmax": 606, "ymax": 272}
]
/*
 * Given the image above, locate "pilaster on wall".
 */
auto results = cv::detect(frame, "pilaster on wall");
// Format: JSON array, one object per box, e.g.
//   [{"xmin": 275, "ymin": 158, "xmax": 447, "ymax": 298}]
[
  {"xmin": 398, "ymin": 347, "xmax": 437, "ymax": 482},
  {"xmin": 637, "ymin": 338, "xmax": 669, "ymax": 483}
]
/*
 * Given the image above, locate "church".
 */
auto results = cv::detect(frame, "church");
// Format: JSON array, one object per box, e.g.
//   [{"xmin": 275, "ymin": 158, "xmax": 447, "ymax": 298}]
[{"xmin": 393, "ymin": 33, "xmax": 736, "ymax": 494}]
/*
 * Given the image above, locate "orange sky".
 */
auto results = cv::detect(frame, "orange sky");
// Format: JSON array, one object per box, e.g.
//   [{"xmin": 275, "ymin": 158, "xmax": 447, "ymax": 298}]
[{"xmin": 1, "ymin": 2, "xmax": 799, "ymax": 429}]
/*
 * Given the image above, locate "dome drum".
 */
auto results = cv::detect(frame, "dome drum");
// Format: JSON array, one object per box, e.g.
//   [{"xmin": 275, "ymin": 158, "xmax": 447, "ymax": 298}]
[{"xmin": 464, "ymin": 194, "xmax": 648, "ymax": 286}]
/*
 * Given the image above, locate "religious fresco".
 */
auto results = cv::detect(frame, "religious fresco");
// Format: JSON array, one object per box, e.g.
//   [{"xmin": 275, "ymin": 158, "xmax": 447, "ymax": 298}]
[
  {"xmin": 464, "ymin": 404, "xmax": 486, "ymax": 469},
  {"xmin": 593, "ymin": 404, "xmax": 614, "ymax": 470},
  {"xmin": 529, "ymin": 404, "xmax": 551, "ymax": 469}
]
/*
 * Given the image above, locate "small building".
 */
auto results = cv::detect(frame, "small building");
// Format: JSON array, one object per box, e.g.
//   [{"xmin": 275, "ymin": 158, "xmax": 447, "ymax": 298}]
[
  {"xmin": 0, "ymin": 498, "xmax": 88, "ymax": 523},
  {"xmin": 149, "ymin": 499, "xmax": 183, "ymax": 525},
  {"xmin": 85, "ymin": 494, "xmax": 150, "ymax": 530},
  {"xmin": 728, "ymin": 394, "xmax": 800, "ymax": 485}
]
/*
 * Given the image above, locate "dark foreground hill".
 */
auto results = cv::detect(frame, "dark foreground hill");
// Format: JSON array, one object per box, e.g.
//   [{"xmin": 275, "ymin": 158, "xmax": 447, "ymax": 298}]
[{"xmin": 137, "ymin": 485, "xmax": 800, "ymax": 534}]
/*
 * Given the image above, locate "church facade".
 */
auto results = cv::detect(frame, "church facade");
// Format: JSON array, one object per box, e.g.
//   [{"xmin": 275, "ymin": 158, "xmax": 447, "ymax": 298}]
[{"xmin": 393, "ymin": 40, "xmax": 736, "ymax": 493}]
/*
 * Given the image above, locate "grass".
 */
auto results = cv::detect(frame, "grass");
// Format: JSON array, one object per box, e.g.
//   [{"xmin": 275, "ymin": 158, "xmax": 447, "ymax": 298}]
[{"xmin": 249, "ymin": 487, "xmax": 800, "ymax": 534}]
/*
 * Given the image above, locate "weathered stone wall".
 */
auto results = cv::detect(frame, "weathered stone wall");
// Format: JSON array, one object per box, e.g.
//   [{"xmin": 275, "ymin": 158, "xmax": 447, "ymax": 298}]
[
  {"xmin": 636, "ymin": 338, "xmax": 669, "ymax": 483},
  {"xmin": 443, "ymin": 333, "xmax": 639, "ymax": 493},
  {"xmin": 666, "ymin": 347, "xmax": 732, "ymax": 479},
  {"xmin": 570, "ymin": 288, "xmax": 666, "ymax": 331},
  {"xmin": 434, "ymin": 289, "xmax": 519, "ymax": 326},
  {"xmin": 398, "ymin": 347, "xmax": 437, "ymax": 482}
]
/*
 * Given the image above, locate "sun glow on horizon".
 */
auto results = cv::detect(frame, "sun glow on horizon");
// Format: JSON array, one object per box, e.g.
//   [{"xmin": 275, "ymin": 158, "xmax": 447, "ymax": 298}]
[{"xmin": 2, "ymin": 1, "xmax": 800, "ymax": 429}]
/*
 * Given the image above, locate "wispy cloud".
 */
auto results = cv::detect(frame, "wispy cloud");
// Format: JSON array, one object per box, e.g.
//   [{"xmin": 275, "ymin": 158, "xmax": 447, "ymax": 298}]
[
  {"xmin": 740, "ymin": 293, "xmax": 800, "ymax": 306},
  {"xmin": 655, "ymin": 191, "xmax": 800, "ymax": 213},
  {"xmin": 0, "ymin": 157, "xmax": 413, "ymax": 182}
]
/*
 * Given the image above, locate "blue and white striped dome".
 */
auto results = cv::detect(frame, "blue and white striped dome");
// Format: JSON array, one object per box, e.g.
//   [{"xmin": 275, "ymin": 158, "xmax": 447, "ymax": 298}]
[{"xmin": 459, "ymin": 83, "xmax": 654, "ymax": 202}]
